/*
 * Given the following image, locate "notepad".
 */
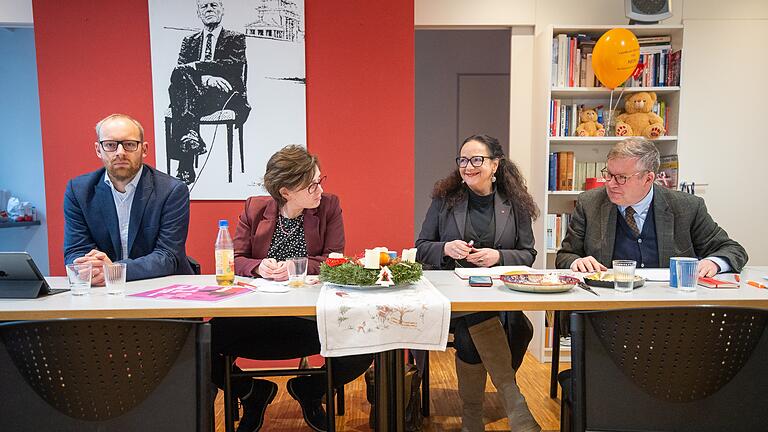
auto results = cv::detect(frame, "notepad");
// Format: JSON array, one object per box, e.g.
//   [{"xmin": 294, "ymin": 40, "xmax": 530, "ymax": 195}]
[
  {"xmin": 454, "ymin": 266, "xmax": 534, "ymax": 279},
  {"xmin": 698, "ymin": 277, "xmax": 738, "ymax": 289}
]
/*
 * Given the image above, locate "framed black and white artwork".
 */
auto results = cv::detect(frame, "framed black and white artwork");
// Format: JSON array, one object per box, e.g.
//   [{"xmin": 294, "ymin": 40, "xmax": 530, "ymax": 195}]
[{"xmin": 148, "ymin": 0, "xmax": 306, "ymax": 199}]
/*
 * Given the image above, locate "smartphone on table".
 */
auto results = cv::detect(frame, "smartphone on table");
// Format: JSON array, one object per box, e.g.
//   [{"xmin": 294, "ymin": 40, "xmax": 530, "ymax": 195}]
[{"xmin": 468, "ymin": 275, "xmax": 493, "ymax": 287}]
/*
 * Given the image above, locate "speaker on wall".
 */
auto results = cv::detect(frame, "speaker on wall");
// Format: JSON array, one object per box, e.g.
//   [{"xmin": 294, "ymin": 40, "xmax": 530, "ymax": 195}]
[{"xmin": 625, "ymin": 0, "xmax": 672, "ymax": 24}]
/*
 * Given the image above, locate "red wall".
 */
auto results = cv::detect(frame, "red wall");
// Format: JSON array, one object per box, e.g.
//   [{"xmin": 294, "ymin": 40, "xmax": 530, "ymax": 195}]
[{"xmin": 34, "ymin": 0, "xmax": 414, "ymax": 275}]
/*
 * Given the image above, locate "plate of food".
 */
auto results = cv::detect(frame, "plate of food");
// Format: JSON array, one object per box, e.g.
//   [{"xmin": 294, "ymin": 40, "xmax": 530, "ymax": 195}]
[
  {"xmin": 583, "ymin": 271, "xmax": 645, "ymax": 288},
  {"xmin": 500, "ymin": 273, "xmax": 579, "ymax": 293}
]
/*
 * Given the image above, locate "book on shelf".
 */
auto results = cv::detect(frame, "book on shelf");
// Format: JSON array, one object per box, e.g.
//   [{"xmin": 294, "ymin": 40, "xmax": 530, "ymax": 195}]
[
  {"xmin": 549, "ymin": 152, "xmax": 605, "ymax": 192},
  {"xmin": 655, "ymin": 154, "xmax": 678, "ymax": 190},
  {"xmin": 552, "ymin": 33, "xmax": 680, "ymax": 88},
  {"xmin": 546, "ymin": 213, "xmax": 571, "ymax": 250}
]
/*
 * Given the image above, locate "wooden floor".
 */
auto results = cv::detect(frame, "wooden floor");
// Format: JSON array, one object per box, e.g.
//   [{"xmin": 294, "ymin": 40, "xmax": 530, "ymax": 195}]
[{"xmin": 214, "ymin": 350, "xmax": 569, "ymax": 432}]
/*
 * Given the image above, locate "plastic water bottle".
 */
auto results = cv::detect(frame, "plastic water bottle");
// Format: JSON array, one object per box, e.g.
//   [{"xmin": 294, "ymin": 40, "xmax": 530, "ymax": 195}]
[{"xmin": 215, "ymin": 219, "xmax": 235, "ymax": 286}]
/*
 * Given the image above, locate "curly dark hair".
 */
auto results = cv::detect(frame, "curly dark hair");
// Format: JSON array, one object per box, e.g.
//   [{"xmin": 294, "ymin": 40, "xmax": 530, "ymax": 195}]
[{"xmin": 432, "ymin": 134, "xmax": 539, "ymax": 220}]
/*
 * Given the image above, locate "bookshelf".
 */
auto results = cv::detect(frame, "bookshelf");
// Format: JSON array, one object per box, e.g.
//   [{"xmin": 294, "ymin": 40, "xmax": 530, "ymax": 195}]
[{"xmin": 528, "ymin": 24, "xmax": 685, "ymax": 363}]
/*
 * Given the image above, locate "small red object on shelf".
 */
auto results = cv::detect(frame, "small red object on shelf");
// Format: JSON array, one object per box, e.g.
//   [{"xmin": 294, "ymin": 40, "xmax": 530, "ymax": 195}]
[{"xmin": 585, "ymin": 177, "xmax": 607, "ymax": 190}]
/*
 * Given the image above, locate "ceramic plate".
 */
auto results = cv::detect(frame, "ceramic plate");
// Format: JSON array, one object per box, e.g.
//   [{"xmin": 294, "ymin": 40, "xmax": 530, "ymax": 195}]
[{"xmin": 499, "ymin": 274, "xmax": 578, "ymax": 293}]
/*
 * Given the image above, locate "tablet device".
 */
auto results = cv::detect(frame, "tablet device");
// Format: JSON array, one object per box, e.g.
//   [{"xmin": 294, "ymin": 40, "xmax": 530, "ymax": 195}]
[{"xmin": 0, "ymin": 252, "xmax": 67, "ymax": 298}]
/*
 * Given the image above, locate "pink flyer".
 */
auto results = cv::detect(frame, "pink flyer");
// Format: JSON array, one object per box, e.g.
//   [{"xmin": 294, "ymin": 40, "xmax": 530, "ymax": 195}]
[{"xmin": 129, "ymin": 284, "xmax": 252, "ymax": 302}]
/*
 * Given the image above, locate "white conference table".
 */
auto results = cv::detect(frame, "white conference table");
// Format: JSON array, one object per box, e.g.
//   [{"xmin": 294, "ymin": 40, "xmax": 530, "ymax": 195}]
[
  {"xmin": 2, "ymin": 271, "xmax": 767, "ymax": 432},
  {"xmin": 3, "ymin": 271, "xmax": 768, "ymax": 321}
]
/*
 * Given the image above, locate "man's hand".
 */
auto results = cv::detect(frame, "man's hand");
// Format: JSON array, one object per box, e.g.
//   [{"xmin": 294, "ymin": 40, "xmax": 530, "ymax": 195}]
[
  {"xmin": 201, "ymin": 75, "xmax": 233, "ymax": 93},
  {"xmin": 570, "ymin": 256, "xmax": 608, "ymax": 273},
  {"xmin": 466, "ymin": 248, "xmax": 500, "ymax": 268},
  {"xmin": 444, "ymin": 240, "xmax": 473, "ymax": 260},
  {"xmin": 73, "ymin": 250, "xmax": 113, "ymax": 286},
  {"xmin": 698, "ymin": 259, "xmax": 720, "ymax": 278}
]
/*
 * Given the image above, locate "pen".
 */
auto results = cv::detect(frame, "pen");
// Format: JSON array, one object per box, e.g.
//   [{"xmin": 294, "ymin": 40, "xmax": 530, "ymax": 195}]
[
  {"xmin": 734, "ymin": 274, "xmax": 741, "ymax": 282},
  {"xmin": 747, "ymin": 280, "xmax": 767, "ymax": 289},
  {"xmin": 236, "ymin": 281, "xmax": 258, "ymax": 289}
]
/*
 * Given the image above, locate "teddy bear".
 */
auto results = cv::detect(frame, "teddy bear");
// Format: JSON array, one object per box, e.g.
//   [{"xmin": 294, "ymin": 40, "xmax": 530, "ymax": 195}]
[
  {"xmin": 575, "ymin": 108, "xmax": 605, "ymax": 137},
  {"xmin": 614, "ymin": 91, "xmax": 666, "ymax": 138}
]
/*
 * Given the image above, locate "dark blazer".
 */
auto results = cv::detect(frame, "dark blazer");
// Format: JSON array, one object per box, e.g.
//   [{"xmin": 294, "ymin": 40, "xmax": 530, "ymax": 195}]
[
  {"xmin": 177, "ymin": 28, "xmax": 248, "ymax": 101},
  {"xmin": 415, "ymin": 192, "xmax": 537, "ymax": 269},
  {"xmin": 233, "ymin": 194, "xmax": 345, "ymax": 277},
  {"xmin": 63, "ymin": 165, "xmax": 193, "ymax": 280},
  {"xmin": 556, "ymin": 185, "xmax": 748, "ymax": 271}
]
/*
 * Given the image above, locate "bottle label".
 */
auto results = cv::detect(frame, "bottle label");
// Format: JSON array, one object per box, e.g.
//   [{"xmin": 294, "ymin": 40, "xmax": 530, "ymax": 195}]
[{"xmin": 215, "ymin": 249, "xmax": 235, "ymax": 275}]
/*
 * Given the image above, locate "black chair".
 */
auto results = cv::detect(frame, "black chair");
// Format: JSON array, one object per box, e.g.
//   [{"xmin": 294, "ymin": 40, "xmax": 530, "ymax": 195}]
[
  {"xmin": 560, "ymin": 306, "xmax": 768, "ymax": 432},
  {"xmin": 0, "ymin": 319, "xmax": 211, "ymax": 431},
  {"xmin": 165, "ymin": 64, "xmax": 247, "ymax": 183},
  {"xmin": 223, "ymin": 355, "xmax": 344, "ymax": 432},
  {"xmin": 420, "ymin": 310, "xmax": 533, "ymax": 417}
]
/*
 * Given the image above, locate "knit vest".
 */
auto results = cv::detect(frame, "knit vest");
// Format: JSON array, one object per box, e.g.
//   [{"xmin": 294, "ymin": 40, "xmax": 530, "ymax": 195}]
[{"xmin": 612, "ymin": 203, "xmax": 659, "ymax": 269}]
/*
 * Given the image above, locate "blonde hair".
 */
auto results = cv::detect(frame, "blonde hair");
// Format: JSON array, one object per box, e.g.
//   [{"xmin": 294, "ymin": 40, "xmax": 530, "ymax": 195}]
[{"xmin": 95, "ymin": 114, "xmax": 145, "ymax": 142}]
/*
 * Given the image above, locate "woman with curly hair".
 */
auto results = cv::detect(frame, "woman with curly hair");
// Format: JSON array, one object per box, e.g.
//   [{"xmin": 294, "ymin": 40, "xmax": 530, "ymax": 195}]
[{"xmin": 416, "ymin": 134, "xmax": 541, "ymax": 432}]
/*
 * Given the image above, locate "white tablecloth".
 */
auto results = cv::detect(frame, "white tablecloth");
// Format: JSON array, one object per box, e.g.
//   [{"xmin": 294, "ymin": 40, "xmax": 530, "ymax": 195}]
[{"xmin": 316, "ymin": 277, "xmax": 451, "ymax": 357}]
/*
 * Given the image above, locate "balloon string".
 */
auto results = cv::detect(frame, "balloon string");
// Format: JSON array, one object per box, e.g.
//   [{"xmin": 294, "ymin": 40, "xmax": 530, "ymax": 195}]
[{"xmin": 608, "ymin": 83, "xmax": 628, "ymax": 136}]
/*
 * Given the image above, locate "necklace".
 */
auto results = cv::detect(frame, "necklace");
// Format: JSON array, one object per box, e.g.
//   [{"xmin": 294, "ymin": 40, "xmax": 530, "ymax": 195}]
[{"xmin": 278, "ymin": 214, "xmax": 302, "ymax": 237}]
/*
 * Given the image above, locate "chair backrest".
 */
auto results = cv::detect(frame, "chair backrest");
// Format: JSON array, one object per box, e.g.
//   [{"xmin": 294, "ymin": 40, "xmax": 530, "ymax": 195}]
[
  {"xmin": 0, "ymin": 319, "xmax": 211, "ymax": 431},
  {"xmin": 571, "ymin": 306, "xmax": 768, "ymax": 432}
]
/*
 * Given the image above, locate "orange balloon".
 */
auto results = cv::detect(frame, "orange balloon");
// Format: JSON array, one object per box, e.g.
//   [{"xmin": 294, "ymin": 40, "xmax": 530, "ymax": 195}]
[{"xmin": 592, "ymin": 28, "xmax": 640, "ymax": 89}]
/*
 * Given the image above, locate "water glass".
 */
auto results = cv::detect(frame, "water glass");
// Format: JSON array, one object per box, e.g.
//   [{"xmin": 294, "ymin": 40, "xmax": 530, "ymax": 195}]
[
  {"xmin": 105, "ymin": 263, "xmax": 127, "ymax": 295},
  {"xmin": 287, "ymin": 257, "xmax": 308, "ymax": 287},
  {"xmin": 676, "ymin": 258, "xmax": 699, "ymax": 292},
  {"xmin": 612, "ymin": 260, "xmax": 637, "ymax": 292},
  {"xmin": 66, "ymin": 263, "xmax": 92, "ymax": 296}
]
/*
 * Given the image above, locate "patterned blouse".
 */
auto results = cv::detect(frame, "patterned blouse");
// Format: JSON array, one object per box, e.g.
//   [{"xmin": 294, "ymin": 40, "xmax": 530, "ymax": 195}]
[{"xmin": 266, "ymin": 214, "xmax": 308, "ymax": 261}]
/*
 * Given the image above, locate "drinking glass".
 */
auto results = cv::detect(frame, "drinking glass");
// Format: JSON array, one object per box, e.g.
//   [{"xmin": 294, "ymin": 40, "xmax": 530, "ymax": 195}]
[
  {"xmin": 676, "ymin": 258, "xmax": 699, "ymax": 292},
  {"xmin": 612, "ymin": 260, "xmax": 637, "ymax": 292},
  {"xmin": 66, "ymin": 263, "xmax": 92, "ymax": 296},
  {"xmin": 287, "ymin": 257, "xmax": 308, "ymax": 287},
  {"xmin": 105, "ymin": 263, "xmax": 127, "ymax": 295}
]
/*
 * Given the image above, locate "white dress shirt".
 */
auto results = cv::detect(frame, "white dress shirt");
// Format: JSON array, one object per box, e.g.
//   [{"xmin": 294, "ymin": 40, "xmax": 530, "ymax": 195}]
[{"xmin": 103, "ymin": 166, "xmax": 143, "ymax": 260}]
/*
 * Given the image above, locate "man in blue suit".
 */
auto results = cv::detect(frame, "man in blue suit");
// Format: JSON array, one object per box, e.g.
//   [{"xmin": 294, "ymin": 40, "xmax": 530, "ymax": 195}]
[{"xmin": 64, "ymin": 114, "xmax": 193, "ymax": 283}]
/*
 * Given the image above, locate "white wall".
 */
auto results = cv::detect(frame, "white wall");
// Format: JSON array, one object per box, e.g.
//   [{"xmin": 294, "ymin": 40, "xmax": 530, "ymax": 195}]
[{"xmin": 1, "ymin": 0, "xmax": 33, "ymax": 26}]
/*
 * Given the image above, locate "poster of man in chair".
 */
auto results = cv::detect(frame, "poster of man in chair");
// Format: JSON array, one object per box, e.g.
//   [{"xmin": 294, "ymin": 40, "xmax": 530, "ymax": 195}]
[{"xmin": 149, "ymin": 0, "xmax": 305, "ymax": 199}]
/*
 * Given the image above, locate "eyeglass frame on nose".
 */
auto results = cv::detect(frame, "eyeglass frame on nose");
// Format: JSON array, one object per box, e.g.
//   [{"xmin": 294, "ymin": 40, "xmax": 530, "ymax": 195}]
[
  {"xmin": 455, "ymin": 155, "xmax": 494, "ymax": 168},
  {"xmin": 307, "ymin": 175, "xmax": 327, "ymax": 194},
  {"xmin": 600, "ymin": 167, "xmax": 648, "ymax": 185},
  {"xmin": 99, "ymin": 140, "xmax": 141, "ymax": 152}
]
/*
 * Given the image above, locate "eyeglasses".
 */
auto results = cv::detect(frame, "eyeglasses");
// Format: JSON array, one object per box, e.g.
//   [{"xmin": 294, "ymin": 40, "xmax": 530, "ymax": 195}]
[
  {"xmin": 307, "ymin": 175, "xmax": 326, "ymax": 194},
  {"xmin": 99, "ymin": 140, "xmax": 141, "ymax": 152},
  {"xmin": 456, "ymin": 155, "xmax": 493, "ymax": 168},
  {"xmin": 600, "ymin": 168, "xmax": 647, "ymax": 185}
]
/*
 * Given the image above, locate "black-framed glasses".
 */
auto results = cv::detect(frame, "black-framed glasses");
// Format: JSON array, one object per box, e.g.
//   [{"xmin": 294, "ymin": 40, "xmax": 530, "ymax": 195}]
[
  {"xmin": 456, "ymin": 155, "xmax": 493, "ymax": 168},
  {"xmin": 600, "ymin": 168, "xmax": 647, "ymax": 185},
  {"xmin": 307, "ymin": 175, "xmax": 327, "ymax": 194},
  {"xmin": 99, "ymin": 140, "xmax": 141, "ymax": 152}
]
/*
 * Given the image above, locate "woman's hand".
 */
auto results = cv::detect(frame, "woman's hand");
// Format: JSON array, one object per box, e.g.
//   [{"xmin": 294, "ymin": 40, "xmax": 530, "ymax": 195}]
[
  {"xmin": 466, "ymin": 248, "xmax": 500, "ymax": 268},
  {"xmin": 257, "ymin": 258, "xmax": 278, "ymax": 279},
  {"xmin": 271, "ymin": 261, "xmax": 289, "ymax": 281},
  {"xmin": 444, "ymin": 240, "xmax": 473, "ymax": 260}
]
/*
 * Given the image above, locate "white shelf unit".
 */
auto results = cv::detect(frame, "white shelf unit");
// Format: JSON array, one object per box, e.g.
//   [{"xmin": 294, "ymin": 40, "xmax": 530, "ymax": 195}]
[{"xmin": 528, "ymin": 24, "xmax": 685, "ymax": 363}]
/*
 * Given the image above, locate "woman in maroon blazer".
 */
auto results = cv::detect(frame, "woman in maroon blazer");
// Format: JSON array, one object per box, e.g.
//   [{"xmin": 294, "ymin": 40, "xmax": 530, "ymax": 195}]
[{"xmin": 210, "ymin": 146, "xmax": 372, "ymax": 432}]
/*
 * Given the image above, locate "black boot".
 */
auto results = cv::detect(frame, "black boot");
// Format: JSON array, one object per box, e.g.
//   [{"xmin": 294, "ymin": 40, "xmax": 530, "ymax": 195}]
[{"xmin": 236, "ymin": 379, "xmax": 278, "ymax": 432}]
